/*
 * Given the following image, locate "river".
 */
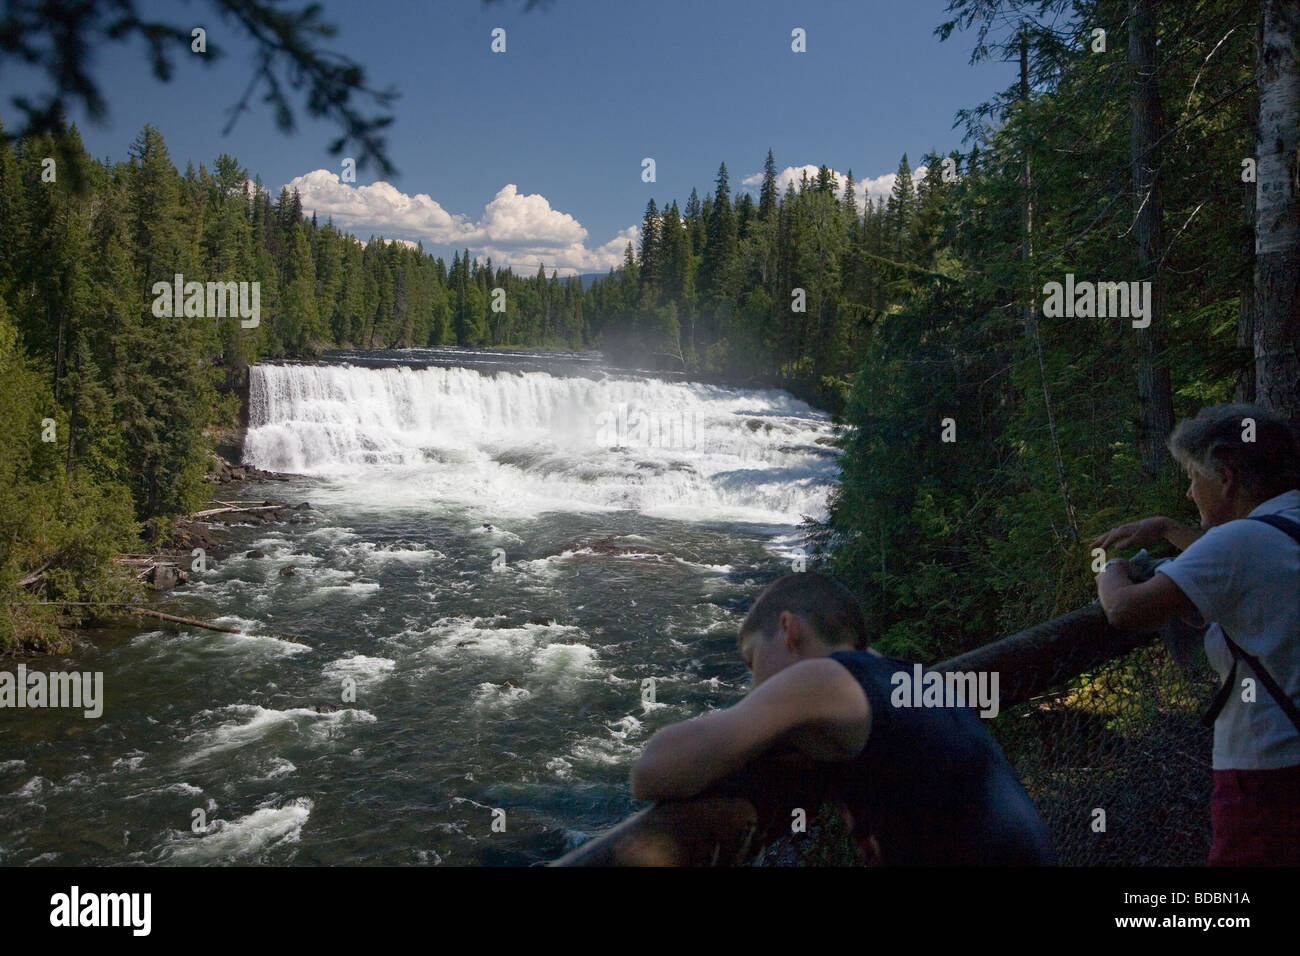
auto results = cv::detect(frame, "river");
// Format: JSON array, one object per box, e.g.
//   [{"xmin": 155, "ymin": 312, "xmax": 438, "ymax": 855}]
[{"xmin": 0, "ymin": 348, "xmax": 840, "ymax": 865}]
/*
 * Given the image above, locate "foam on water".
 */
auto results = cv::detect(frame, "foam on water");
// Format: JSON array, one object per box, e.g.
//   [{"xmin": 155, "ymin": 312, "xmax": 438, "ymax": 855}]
[
  {"xmin": 245, "ymin": 363, "xmax": 839, "ymax": 524},
  {"xmin": 322, "ymin": 655, "xmax": 396, "ymax": 687},
  {"xmin": 178, "ymin": 704, "xmax": 375, "ymax": 767},
  {"xmin": 531, "ymin": 642, "xmax": 599, "ymax": 687},
  {"xmin": 12, "ymin": 776, "xmax": 47, "ymax": 797},
  {"xmin": 158, "ymin": 797, "xmax": 313, "ymax": 863},
  {"xmin": 471, "ymin": 682, "xmax": 532, "ymax": 711},
  {"xmin": 250, "ymin": 757, "xmax": 297, "ymax": 781},
  {"xmin": 398, "ymin": 616, "xmax": 583, "ymax": 663}
]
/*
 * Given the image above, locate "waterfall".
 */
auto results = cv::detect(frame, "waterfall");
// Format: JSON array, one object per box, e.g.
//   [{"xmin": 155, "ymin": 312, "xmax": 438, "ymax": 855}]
[{"xmin": 245, "ymin": 362, "xmax": 839, "ymax": 524}]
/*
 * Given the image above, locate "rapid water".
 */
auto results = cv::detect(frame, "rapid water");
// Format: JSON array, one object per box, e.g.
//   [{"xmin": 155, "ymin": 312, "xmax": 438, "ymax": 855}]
[{"xmin": 0, "ymin": 350, "xmax": 840, "ymax": 865}]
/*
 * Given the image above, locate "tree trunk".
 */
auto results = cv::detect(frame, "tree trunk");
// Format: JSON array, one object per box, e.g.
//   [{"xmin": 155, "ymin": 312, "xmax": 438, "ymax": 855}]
[
  {"xmin": 1254, "ymin": 0, "xmax": 1300, "ymax": 425},
  {"xmin": 65, "ymin": 349, "xmax": 78, "ymax": 475},
  {"xmin": 1237, "ymin": 63, "xmax": 1260, "ymax": 404},
  {"xmin": 53, "ymin": 304, "xmax": 65, "ymax": 402},
  {"xmin": 1022, "ymin": 30, "xmax": 1080, "ymax": 543},
  {"xmin": 1131, "ymin": 0, "xmax": 1176, "ymax": 477}
]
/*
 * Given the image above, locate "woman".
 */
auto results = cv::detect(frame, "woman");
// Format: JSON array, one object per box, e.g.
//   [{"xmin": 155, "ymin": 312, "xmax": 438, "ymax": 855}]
[{"xmin": 1093, "ymin": 403, "xmax": 1300, "ymax": 865}]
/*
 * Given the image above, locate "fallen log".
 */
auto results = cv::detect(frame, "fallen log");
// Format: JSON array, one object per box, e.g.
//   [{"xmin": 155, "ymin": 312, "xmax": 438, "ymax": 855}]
[
  {"xmin": 551, "ymin": 603, "xmax": 1160, "ymax": 866},
  {"xmin": 120, "ymin": 606, "xmax": 308, "ymax": 645},
  {"xmin": 18, "ymin": 560, "xmax": 52, "ymax": 589},
  {"xmin": 122, "ymin": 606, "xmax": 242, "ymax": 633},
  {"xmin": 191, "ymin": 504, "xmax": 286, "ymax": 519}
]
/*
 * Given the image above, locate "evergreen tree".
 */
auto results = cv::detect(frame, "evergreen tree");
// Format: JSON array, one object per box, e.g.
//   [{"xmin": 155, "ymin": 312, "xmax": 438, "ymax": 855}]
[
  {"xmin": 885, "ymin": 154, "xmax": 915, "ymax": 256},
  {"xmin": 758, "ymin": 148, "xmax": 779, "ymax": 222},
  {"xmin": 697, "ymin": 162, "xmax": 739, "ymax": 355},
  {"xmin": 638, "ymin": 198, "xmax": 660, "ymax": 306}
]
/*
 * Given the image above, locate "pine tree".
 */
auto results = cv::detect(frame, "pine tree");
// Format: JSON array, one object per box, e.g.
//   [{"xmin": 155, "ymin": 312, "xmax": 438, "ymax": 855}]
[
  {"xmin": 841, "ymin": 169, "xmax": 859, "ymax": 222},
  {"xmin": 758, "ymin": 148, "xmax": 779, "ymax": 222},
  {"xmin": 638, "ymin": 198, "xmax": 660, "ymax": 306},
  {"xmin": 0, "ymin": 119, "xmax": 27, "ymax": 295},
  {"xmin": 280, "ymin": 223, "xmax": 320, "ymax": 354},
  {"xmin": 658, "ymin": 201, "xmax": 690, "ymax": 306},
  {"xmin": 122, "ymin": 124, "xmax": 214, "ymax": 519},
  {"xmin": 885, "ymin": 154, "xmax": 915, "ymax": 256},
  {"xmin": 684, "ymin": 187, "xmax": 706, "ymax": 255},
  {"xmin": 698, "ymin": 162, "xmax": 739, "ymax": 353}
]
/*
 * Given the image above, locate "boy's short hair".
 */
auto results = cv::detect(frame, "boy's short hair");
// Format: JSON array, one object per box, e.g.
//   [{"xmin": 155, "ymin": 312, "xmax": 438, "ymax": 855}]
[{"xmin": 738, "ymin": 571, "xmax": 870, "ymax": 650}]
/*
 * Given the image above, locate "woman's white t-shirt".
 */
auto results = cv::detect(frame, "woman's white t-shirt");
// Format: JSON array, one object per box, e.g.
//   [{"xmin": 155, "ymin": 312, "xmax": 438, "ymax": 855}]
[{"xmin": 1156, "ymin": 489, "xmax": 1300, "ymax": 770}]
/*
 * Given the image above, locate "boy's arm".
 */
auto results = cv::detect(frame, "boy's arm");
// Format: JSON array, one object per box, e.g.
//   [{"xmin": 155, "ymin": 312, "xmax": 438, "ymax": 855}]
[{"xmin": 629, "ymin": 658, "xmax": 870, "ymax": 803}]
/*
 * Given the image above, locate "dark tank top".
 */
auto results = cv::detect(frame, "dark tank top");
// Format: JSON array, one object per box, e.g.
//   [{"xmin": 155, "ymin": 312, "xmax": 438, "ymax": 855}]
[{"xmin": 828, "ymin": 650, "xmax": 1056, "ymax": 865}]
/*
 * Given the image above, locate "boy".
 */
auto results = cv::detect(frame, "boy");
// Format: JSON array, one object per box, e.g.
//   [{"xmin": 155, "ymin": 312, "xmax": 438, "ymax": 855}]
[{"xmin": 630, "ymin": 572, "xmax": 1056, "ymax": 865}]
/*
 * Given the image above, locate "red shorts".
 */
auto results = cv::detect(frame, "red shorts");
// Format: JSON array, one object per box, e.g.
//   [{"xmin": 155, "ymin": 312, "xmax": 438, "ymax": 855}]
[{"xmin": 1209, "ymin": 764, "xmax": 1300, "ymax": 866}]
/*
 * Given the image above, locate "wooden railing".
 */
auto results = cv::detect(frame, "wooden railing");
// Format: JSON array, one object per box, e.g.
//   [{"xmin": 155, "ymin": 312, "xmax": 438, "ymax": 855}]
[{"xmin": 551, "ymin": 603, "xmax": 1163, "ymax": 866}]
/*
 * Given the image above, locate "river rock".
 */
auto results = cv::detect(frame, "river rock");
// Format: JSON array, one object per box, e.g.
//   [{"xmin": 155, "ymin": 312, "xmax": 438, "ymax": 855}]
[
  {"xmin": 149, "ymin": 564, "xmax": 184, "ymax": 590},
  {"xmin": 246, "ymin": 549, "xmax": 267, "ymax": 559},
  {"xmin": 204, "ymin": 451, "xmax": 288, "ymax": 484}
]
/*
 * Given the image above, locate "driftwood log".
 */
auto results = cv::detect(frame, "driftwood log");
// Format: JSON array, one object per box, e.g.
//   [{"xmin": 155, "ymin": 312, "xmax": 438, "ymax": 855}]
[
  {"xmin": 191, "ymin": 504, "xmax": 287, "ymax": 519},
  {"xmin": 120, "ymin": 606, "xmax": 308, "ymax": 645},
  {"xmin": 551, "ymin": 603, "xmax": 1159, "ymax": 866},
  {"xmin": 18, "ymin": 560, "xmax": 52, "ymax": 589}
]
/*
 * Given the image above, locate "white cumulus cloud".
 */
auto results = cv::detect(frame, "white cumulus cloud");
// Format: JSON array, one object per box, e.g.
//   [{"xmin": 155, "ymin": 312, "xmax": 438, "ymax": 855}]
[
  {"xmin": 740, "ymin": 163, "xmax": 929, "ymax": 210},
  {"xmin": 282, "ymin": 171, "xmax": 630, "ymax": 275}
]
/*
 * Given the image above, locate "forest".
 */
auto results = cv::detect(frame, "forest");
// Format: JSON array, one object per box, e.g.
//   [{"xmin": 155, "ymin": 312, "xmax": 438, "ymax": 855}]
[{"xmin": 1, "ymin": 0, "xmax": 1292, "ymax": 663}]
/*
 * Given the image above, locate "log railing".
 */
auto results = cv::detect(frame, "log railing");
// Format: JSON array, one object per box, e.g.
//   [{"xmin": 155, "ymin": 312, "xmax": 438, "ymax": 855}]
[{"xmin": 551, "ymin": 603, "xmax": 1163, "ymax": 866}]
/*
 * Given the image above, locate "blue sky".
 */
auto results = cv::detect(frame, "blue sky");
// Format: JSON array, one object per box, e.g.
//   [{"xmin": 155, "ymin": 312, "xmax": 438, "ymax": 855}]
[{"xmin": 5, "ymin": 0, "xmax": 1019, "ymax": 274}]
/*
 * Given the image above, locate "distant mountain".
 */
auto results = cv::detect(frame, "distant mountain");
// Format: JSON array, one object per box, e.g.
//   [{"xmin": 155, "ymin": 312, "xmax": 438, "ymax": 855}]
[{"xmin": 576, "ymin": 272, "xmax": 608, "ymax": 290}]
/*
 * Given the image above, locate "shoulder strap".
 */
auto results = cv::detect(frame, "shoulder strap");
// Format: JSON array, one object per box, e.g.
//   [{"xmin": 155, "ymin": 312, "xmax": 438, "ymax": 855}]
[
  {"xmin": 1248, "ymin": 513, "xmax": 1300, "ymax": 547},
  {"xmin": 1203, "ymin": 630, "xmax": 1300, "ymax": 735},
  {"xmin": 1201, "ymin": 516, "xmax": 1300, "ymax": 731},
  {"xmin": 1200, "ymin": 654, "xmax": 1238, "ymax": 727}
]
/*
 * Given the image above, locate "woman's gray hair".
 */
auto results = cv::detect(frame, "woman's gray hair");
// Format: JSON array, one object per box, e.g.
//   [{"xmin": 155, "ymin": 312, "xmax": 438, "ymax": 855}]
[{"xmin": 1168, "ymin": 403, "xmax": 1300, "ymax": 499}]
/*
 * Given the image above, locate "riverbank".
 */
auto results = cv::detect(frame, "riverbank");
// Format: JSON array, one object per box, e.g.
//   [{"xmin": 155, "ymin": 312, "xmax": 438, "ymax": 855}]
[{"xmin": 2, "ymin": 437, "xmax": 314, "ymax": 659}]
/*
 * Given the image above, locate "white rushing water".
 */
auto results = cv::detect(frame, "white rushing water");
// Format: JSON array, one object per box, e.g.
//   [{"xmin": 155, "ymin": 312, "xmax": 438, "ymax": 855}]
[{"xmin": 245, "ymin": 363, "xmax": 840, "ymax": 525}]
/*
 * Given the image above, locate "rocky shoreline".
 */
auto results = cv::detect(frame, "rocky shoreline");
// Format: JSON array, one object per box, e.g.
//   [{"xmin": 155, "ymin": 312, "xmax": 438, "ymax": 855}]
[
  {"xmin": 130, "ymin": 450, "xmax": 313, "ymax": 591},
  {"xmin": 204, "ymin": 451, "xmax": 289, "ymax": 485}
]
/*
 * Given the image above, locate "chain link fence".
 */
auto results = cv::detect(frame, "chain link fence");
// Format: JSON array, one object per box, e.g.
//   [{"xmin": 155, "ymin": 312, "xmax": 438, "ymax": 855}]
[{"xmin": 991, "ymin": 639, "xmax": 1214, "ymax": 866}]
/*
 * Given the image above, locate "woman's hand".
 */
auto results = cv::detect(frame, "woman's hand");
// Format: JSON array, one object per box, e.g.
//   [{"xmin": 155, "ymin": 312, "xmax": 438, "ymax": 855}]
[
  {"xmin": 1096, "ymin": 557, "xmax": 1136, "ymax": 582},
  {"xmin": 1091, "ymin": 517, "xmax": 1170, "ymax": 552}
]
